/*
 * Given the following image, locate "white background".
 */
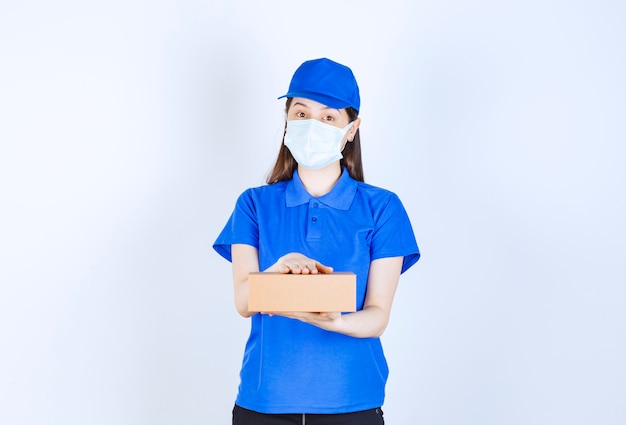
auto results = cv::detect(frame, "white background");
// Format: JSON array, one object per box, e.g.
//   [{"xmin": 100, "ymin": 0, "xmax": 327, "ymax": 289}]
[{"xmin": 1, "ymin": 1, "xmax": 625, "ymax": 424}]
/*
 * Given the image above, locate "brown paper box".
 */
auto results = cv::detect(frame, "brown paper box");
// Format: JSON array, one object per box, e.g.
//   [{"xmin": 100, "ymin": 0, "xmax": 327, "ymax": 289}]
[{"xmin": 248, "ymin": 272, "xmax": 357, "ymax": 313}]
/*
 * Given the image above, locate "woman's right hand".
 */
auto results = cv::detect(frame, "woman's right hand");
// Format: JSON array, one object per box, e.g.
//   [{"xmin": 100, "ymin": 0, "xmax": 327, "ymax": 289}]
[{"xmin": 266, "ymin": 252, "xmax": 334, "ymax": 275}]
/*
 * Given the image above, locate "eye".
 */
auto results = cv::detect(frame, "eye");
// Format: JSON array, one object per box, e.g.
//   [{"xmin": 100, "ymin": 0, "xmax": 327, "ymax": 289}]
[
  {"xmin": 323, "ymin": 115, "xmax": 335, "ymax": 122},
  {"xmin": 296, "ymin": 111, "xmax": 306, "ymax": 118}
]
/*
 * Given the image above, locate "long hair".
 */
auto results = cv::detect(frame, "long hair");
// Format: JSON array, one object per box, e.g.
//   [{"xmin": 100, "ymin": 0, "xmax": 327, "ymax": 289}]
[{"xmin": 266, "ymin": 98, "xmax": 364, "ymax": 184}]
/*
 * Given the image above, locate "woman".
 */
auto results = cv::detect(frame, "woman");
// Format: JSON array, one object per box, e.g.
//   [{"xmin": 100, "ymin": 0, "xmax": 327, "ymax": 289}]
[{"xmin": 214, "ymin": 58, "xmax": 420, "ymax": 425}]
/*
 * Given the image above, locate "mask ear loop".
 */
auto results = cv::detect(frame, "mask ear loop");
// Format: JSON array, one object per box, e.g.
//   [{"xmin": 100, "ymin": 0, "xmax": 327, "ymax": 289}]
[
  {"xmin": 341, "ymin": 122, "xmax": 355, "ymax": 151},
  {"xmin": 343, "ymin": 122, "xmax": 355, "ymax": 143}
]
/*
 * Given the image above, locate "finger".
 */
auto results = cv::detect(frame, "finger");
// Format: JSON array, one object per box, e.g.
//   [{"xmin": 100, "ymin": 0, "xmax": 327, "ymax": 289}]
[
  {"xmin": 301, "ymin": 264, "xmax": 315, "ymax": 274},
  {"xmin": 283, "ymin": 262, "xmax": 303, "ymax": 274},
  {"xmin": 316, "ymin": 263, "xmax": 334, "ymax": 274}
]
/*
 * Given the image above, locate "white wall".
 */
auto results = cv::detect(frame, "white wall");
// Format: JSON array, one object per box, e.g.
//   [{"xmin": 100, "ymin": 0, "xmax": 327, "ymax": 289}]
[{"xmin": 1, "ymin": 1, "xmax": 624, "ymax": 424}]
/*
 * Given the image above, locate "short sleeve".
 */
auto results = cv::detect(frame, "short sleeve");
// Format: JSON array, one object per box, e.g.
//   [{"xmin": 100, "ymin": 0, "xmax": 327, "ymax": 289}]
[
  {"xmin": 213, "ymin": 190, "xmax": 260, "ymax": 262},
  {"xmin": 370, "ymin": 193, "xmax": 420, "ymax": 273}
]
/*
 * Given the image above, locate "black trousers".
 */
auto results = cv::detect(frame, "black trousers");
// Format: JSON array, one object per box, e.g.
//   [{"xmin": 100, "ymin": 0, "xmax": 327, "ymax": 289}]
[{"xmin": 233, "ymin": 404, "xmax": 385, "ymax": 425}]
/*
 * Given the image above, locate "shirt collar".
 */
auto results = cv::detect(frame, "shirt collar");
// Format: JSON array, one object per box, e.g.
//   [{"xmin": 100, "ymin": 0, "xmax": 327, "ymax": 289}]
[{"xmin": 286, "ymin": 168, "xmax": 358, "ymax": 210}]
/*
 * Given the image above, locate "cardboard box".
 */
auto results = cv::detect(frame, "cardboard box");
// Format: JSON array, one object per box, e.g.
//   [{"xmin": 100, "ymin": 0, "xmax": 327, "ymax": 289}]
[{"xmin": 248, "ymin": 272, "xmax": 356, "ymax": 313}]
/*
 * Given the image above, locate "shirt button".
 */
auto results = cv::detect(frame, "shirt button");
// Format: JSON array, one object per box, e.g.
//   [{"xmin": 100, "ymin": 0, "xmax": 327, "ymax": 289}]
[
  {"xmin": 313, "ymin": 203, "xmax": 319, "ymax": 208},
  {"xmin": 312, "ymin": 217, "xmax": 317, "ymax": 222}
]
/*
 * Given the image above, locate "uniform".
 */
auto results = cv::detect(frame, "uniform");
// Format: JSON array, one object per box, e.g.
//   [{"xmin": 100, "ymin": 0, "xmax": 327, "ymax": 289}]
[{"xmin": 213, "ymin": 168, "xmax": 420, "ymax": 414}]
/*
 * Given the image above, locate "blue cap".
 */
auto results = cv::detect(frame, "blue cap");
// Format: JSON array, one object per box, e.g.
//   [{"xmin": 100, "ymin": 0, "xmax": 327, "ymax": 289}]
[{"xmin": 278, "ymin": 58, "xmax": 360, "ymax": 112}]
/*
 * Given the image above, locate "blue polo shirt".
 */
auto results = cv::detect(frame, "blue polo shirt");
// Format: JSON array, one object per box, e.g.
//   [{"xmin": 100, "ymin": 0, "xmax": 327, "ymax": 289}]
[{"xmin": 213, "ymin": 168, "xmax": 419, "ymax": 414}]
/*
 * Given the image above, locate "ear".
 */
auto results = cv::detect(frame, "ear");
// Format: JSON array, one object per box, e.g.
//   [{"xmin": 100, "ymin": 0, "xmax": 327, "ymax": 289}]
[{"xmin": 347, "ymin": 118, "xmax": 361, "ymax": 142}]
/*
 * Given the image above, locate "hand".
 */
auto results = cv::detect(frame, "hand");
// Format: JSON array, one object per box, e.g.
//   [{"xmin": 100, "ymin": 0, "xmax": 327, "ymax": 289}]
[
  {"xmin": 263, "ymin": 311, "xmax": 343, "ymax": 328},
  {"xmin": 267, "ymin": 252, "xmax": 334, "ymax": 275}
]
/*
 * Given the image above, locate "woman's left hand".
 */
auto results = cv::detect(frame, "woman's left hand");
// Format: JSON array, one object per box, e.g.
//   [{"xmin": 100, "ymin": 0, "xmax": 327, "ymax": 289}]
[{"xmin": 263, "ymin": 311, "xmax": 342, "ymax": 329}]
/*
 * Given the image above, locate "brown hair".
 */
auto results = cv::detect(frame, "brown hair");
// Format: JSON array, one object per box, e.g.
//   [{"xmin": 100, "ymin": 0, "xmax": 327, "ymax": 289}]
[{"xmin": 266, "ymin": 98, "xmax": 364, "ymax": 184}]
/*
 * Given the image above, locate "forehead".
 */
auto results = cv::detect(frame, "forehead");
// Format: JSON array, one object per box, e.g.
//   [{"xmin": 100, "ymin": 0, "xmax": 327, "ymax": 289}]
[
  {"xmin": 289, "ymin": 97, "xmax": 349, "ymax": 120},
  {"xmin": 290, "ymin": 97, "xmax": 334, "ymax": 110}
]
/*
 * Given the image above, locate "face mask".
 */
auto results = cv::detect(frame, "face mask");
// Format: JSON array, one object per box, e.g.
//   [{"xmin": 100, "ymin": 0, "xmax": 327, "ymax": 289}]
[{"xmin": 284, "ymin": 119, "xmax": 354, "ymax": 170}]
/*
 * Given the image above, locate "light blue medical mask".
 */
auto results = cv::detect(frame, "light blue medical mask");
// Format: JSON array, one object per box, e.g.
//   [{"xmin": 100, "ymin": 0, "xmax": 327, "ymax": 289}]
[{"xmin": 284, "ymin": 119, "xmax": 354, "ymax": 170}]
